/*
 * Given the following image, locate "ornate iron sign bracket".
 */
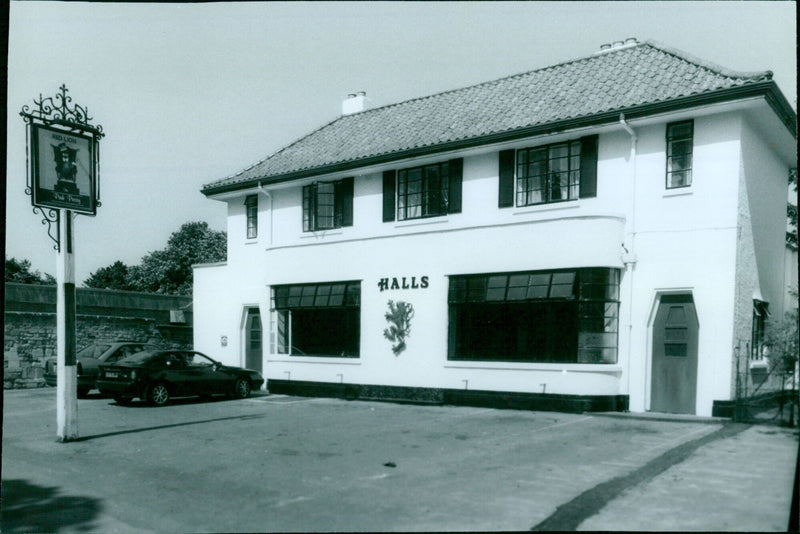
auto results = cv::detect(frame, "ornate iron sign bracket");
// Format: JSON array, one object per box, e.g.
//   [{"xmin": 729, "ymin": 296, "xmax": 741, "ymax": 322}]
[{"xmin": 20, "ymin": 85, "xmax": 105, "ymax": 249}]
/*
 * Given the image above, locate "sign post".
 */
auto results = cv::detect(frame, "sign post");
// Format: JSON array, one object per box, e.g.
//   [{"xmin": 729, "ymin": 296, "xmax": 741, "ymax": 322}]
[
  {"xmin": 20, "ymin": 85, "xmax": 103, "ymax": 442},
  {"xmin": 56, "ymin": 211, "xmax": 78, "ymax": 440}
]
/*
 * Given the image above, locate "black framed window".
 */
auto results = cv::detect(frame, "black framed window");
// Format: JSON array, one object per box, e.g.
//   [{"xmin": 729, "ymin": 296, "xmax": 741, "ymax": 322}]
[
  {"xmin": 751, "ymin": 300, "xmax": 768, "ymax": 360},
  {"xmin": 303, "ymin": 177, "xmax": 353, "ymax": 232},
  {"xmin": 397, "ymin": 162, "xmax": 450, "ymax": 220},
  {"xmin": 448, "ymin": 268, "xmax": 619, "ymax": 363},
  {"xmin": 516, "ymin": 141, "xmax": 582, "ymax": 206},
  {"xmin": 666, "ymin": 120, "xmax": 693, "ymax": 189},
  {"xmin": 272, "ymin": 281, "xmax": 360, "ymax": 358},
  {"xmin": 245, "ymin": 195, "xmax": 258, "ymax": 239}
]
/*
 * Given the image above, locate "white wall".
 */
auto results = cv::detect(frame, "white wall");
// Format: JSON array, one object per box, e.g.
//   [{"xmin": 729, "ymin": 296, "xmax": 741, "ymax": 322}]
[{"xmin": 195, "ymin": 106, "xmax": 792, "ymax": 416}]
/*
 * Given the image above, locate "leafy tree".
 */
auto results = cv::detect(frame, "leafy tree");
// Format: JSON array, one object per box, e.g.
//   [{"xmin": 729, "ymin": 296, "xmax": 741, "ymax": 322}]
[
  {"xmin": 765, "ymin": 296, "xmax": 799, "ymax": 377},
  {"xmin": 5, "ymin": 257, "xmax": 56, "ymax": 285},
  {"xmin": 126, "ymin": 222, "xmax": 226, "ymax": 295},
  {"xmin": 83, "ymin": 260, "xmax": 135, "ymax": 291}
]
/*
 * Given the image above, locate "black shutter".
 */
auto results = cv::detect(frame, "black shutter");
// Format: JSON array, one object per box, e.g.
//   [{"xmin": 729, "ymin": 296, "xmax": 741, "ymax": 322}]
[
  {"xmin": 579, "ymin": 135, "xmax": 599, "ymax": 199},
  {"xmin": 498, "ymin": 149, "xmax": 515, "ymax": 208},
  {"xmin": 383, "ymin": 170, "xmax": 396, "ymax": 222},
  {"xmin": 448, "ymin": 158, "xmax": 463, "ymax": 214},
  {"xmin": 341, "ymin": 177, "xmax": 354, "ymax": 227}
]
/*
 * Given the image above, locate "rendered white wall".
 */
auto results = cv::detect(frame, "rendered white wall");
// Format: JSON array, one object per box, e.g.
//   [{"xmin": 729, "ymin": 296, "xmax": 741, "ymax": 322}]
[{"xmin": 194, "ymin": 106, "xmax": 792, "ymax": 415}]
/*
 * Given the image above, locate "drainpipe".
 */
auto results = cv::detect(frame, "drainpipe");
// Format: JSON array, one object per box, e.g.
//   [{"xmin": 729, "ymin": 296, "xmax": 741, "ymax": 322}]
[
  {"xmin": 619, "ymin": 113, "xmax": 637, "ymax": 407},
  {"xmin": 256, "ymin": 181, "xmax": 273, "ymax": 246}
]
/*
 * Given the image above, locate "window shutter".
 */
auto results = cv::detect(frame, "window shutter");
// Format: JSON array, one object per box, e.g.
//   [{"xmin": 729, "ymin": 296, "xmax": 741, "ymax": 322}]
[
  {"xmin": 498, "ymin": 150, "xmax": 515, "ymax": 208},
  {"xmin": 383, "ymin": 170, "xmax": 396, "ymax": 222},
  {"xmin": 448, "ymin": 158, "xmax": 463, "ymax": 214},
  {"xmin": 579, "ymin": 135, "xmax": 599, "ymax": 199},
  {"xmin": 341, "ymin": 177, "xmax": 354, "ymax": 227}
]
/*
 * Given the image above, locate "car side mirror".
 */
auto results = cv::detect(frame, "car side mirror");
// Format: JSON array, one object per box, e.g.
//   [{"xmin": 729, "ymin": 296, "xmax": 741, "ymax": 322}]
[{"xmin": 213, "ymin": 363, "xmax": 221, "ymax": 371}]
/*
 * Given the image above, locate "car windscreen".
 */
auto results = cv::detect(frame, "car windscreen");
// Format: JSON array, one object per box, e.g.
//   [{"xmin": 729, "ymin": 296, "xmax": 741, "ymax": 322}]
[{"xmin": 77, "ymin": 344, "xmax": 111, "ymax": 359}]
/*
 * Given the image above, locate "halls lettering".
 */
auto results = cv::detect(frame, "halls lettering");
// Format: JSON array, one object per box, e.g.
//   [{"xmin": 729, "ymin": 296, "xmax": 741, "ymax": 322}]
[{"xmin": 378, "ymin": 276, "xmax": 429, "ymax": 292}]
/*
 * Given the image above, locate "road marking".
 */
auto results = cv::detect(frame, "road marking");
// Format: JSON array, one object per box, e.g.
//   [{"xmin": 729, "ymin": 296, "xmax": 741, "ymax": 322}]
[{"xmin": 243, "ymin": 397, "xmax": 315, "ymax": 405}]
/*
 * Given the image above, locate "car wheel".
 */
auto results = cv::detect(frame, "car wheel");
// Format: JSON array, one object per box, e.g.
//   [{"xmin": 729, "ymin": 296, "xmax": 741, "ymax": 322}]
[
  {"xmin": 77, "ymin": 386, "xmax": 91, "ymax": 398},
  {"xmin": 232, "ymin": 378, "xmax": 251, "ymax": 399},
  {"xmin": 114, "ymin": 395, "xmax": 132, "ymax": 405},
  {"xmin": 147, "ymin": 383, "xmax": 170, "ymax": 407}
]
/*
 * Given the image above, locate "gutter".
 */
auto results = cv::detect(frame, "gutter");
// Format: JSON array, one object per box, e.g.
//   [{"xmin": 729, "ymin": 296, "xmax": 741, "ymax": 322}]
[{"xmin": 202, "ymin": 81, "xmax": 796, "ymax": 197}]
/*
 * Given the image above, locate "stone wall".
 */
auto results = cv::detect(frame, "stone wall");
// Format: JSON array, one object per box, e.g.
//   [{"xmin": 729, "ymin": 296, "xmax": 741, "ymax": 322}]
[{"xmin": 4, "ymin": 284, "xmax": 193, "ymax": 389}]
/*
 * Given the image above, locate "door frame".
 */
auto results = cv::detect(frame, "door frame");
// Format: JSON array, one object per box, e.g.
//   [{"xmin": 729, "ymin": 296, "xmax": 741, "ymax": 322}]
[
  {"xmin": 645, "ymin": 288, "xmax": 698, "ymax": 413},
  {"xmin": 239, "ymin": 305, "xmax": 263, "ymax": 372}
]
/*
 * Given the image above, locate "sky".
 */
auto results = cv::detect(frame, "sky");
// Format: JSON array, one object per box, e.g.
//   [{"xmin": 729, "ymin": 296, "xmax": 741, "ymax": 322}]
[{"xmin": 5, "ymin": 1, "xmax": 797, "ymax": 286}]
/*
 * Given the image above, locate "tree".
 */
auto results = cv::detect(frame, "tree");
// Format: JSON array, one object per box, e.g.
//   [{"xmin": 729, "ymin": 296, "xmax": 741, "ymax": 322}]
[
  {"xmin": 5, "ymin": 257, "xmax": 56, "ymax": 285},
  {"xmin": 125, "ymin": 221, "xmax": 226, "ymax": 295},
  {"xmin": 83, "ymin": 260, "xmax": 135, "ymax": 291},
  {"xmin": 765, "ymin": 297, "xmax": 799, "ymax": 377}
]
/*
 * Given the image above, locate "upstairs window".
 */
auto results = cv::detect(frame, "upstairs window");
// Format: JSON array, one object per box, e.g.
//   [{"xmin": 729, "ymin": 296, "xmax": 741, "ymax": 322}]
[
  {"xmin": 245, "ymin": 195, "xmax": 258, "ymax": 239},
  {"xmin": 303, "ymin": 177, "xmax": 353, "ymax": 232},
  {"xmin": 382, "ymin": 159, "xmax": 462, "ymax": 223},
  {"xmin": 516, "ymin": 141, "xmax": 582, "ymax": 206},
  {"xmin": 666, "ymin": 120, "xmax": 693, "ymax": 189},
  {"xmin": 498, "ymin": 135, "xmax": 597, "ymax": 208}
]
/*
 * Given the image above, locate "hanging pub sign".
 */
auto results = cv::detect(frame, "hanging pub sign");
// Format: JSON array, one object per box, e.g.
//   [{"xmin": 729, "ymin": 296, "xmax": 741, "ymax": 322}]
[{"xmin": 30, "ymin": 124, "xmax": 97, "ymax": 215}]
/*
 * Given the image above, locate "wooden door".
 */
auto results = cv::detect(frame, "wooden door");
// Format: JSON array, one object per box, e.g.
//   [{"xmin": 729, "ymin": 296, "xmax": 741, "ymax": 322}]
[{"xmin": 650, "ymin": 294, "xmax": 699, "ymax": 414}]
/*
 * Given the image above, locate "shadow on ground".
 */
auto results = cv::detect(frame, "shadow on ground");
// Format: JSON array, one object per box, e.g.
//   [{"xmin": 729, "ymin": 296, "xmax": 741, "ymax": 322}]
[{"xmin": 0, "ymin": 479, "xmax": 102, "ymax": 533}]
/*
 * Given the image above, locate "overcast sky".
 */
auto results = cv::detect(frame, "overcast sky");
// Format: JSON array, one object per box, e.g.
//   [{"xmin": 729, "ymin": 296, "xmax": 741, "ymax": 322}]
[{"xmin": 5, "ymin": 1, "xmax": 796, "ymax": 285}]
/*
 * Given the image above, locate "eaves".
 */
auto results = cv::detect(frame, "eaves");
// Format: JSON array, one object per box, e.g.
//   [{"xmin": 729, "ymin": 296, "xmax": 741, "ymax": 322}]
[{"xmin": 202, "ymin": 81, "xmax": 796, "ymax": 197}]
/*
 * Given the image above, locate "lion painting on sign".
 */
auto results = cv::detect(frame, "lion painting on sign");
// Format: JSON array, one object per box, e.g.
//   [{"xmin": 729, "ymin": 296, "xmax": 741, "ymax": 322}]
[
  {"xmin": 52, "ymin": 142, "xmax": 79, "ymax": 194},
  {"xmin": 383, "ymin": 300, "xmax": 414, "ymax": 356}
]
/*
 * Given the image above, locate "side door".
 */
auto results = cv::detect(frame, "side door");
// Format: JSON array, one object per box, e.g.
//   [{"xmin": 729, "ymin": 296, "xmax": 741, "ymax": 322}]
[
  {"xmin": 650, "ymin": 294, "xmax": 699, "ymax": 414},
  {"xmin": 186, "ymin": 352, "xmax": 229, "ymax": 395},
  {"xmin": 245, "ymin": 308, "xmax": 263, "ymax": 374},
  {"xmin": 159, "ymin": 352, "xmax": 191, "ymax": 396}
]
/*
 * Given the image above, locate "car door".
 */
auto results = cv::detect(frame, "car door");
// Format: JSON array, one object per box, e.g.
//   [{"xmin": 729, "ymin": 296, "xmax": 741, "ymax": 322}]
[
  {"xmin": 158, "ymin": 352, "xmax": 192, "ymax": 396},
  {"xmin": 186, "ymin": 352, "xmax": 230, "ymax": 395}
]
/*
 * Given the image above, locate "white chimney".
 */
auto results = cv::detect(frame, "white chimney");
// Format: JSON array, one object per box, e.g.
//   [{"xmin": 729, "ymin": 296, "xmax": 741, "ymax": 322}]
[
  {"xmin": 342, "ymin": 91, "xmax": 369, "ymax": 115},
  {"xmin": 594, "ymin": 37, "xmax": 639, "ymax": 55}
]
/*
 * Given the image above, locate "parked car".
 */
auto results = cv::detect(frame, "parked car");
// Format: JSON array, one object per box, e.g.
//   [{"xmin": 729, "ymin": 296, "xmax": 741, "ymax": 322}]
[
  {"xmin": 44, "ymin": 341, "xmax": 158, "ymax": 397},
  {"xmin": 96, "ymin": 349, "xmax": 265, "ymax": 406}
]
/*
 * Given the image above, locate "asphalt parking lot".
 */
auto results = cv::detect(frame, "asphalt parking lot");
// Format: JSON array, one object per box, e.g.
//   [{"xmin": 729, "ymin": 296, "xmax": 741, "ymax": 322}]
[{"xmin": 2, "ymin": 388, "xmax": 797, "ymax": 532}]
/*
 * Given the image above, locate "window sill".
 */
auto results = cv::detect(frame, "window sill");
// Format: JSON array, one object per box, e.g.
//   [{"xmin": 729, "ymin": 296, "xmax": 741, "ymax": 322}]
[
  {"xmin": 244, "ymin": 239, "xmax": 259, "ymax": 245},
  {"xmin": 267, "ymin": 357, "xmax": 361, "ymax": 365},
  {"xmin": 512, "ymin": 201, "xmax": 581, "ymax": 216},
  {"xmin": 663, "ymin": 188, "xmax": 693, "ymax": 198},
  {"xmin": 394, "ymin": 217, "xmax": 449, "ymax": 228},
  {"xmin": 444, "ymin": 362, "xmax": 622, "ymax": 374},
  {"xmin": 299, "ymin": 229, "xmax": 345, "ymax": 240}
]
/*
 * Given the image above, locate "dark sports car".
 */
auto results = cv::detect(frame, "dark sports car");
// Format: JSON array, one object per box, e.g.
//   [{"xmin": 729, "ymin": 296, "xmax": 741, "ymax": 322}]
[
  {"xmin": 96, "ymin": 349, "xmax": 264, "ymax": 406},
  {"xmin": 44, "ymin": 341, "xmax": 158, "ymax": 397}
]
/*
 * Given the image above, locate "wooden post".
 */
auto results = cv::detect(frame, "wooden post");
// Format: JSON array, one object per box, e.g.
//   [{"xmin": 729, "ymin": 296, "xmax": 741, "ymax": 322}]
[{"xmin": 56, "ymin": 210, "xmax": 78, "ymax": 441}]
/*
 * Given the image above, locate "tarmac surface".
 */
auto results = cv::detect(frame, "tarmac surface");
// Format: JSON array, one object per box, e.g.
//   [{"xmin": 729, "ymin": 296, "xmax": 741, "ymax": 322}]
[{"xmin": 2, "ymin": 387, "xmax": 797, "ymax": 532}]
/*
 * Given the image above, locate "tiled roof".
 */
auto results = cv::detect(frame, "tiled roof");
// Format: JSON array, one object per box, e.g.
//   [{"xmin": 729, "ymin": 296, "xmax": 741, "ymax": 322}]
[{"xmin": 204, "ymin": 39, "xmax": 775, "ymax": 194}]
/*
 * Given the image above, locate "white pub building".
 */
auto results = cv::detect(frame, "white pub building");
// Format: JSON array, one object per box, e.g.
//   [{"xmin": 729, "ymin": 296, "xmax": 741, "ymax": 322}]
[{"xmin": 194, "ymin": 39, "xmax": 796, "ymax": 416}]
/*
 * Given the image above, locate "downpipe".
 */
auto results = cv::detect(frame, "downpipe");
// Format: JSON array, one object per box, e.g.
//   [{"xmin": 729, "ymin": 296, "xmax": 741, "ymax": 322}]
[{"xmin": 620, "ymin": 114, "xmax": 638, "ymax": 407}]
